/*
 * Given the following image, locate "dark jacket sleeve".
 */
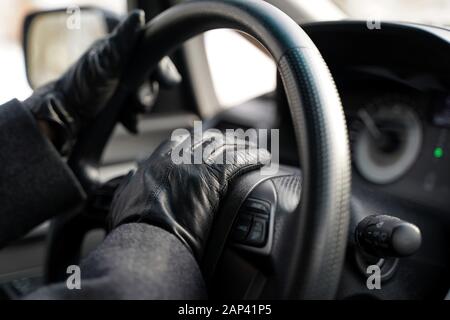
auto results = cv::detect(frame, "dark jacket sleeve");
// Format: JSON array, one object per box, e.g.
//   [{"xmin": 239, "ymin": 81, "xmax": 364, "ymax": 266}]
[
  {"xmin": 25, "ymin": 223, "xmax": 207, "ymax": 300},
  {"xmin": 0, "ymin": 99, "xmax": 85, "ymax": 247}
]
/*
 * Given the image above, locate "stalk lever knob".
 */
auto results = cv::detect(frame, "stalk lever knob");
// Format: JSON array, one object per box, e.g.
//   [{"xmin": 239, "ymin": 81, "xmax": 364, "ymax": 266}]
[{"xmin": 355, "ymin": 215, "xmax": 422, "ymax": 258}]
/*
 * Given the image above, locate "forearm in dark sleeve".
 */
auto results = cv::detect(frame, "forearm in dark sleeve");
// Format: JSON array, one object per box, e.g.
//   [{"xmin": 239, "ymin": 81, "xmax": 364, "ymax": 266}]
[
  {"xmin": 0, "ymin": 99, "xmax": 85, "ymax": 247},
  {"xmin": 25, "ymin": 224, "xmax": 207, "ymax": 300}
]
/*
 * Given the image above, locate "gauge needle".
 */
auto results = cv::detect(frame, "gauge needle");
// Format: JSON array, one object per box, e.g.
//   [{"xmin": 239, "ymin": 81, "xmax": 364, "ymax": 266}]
[
  {"xmin": 358, "ymin": 109, "xmax": 383, "ymax": 141},
  {"xmin": 358, "ymin": 109, "xmax": 397, "ymax": 152}
]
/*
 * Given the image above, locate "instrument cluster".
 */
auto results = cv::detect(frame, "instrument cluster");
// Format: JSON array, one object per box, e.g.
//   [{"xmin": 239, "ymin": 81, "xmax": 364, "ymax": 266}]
[{"xmin": 346, "ymin": 93, "xmax": 450, "ymax": 212}]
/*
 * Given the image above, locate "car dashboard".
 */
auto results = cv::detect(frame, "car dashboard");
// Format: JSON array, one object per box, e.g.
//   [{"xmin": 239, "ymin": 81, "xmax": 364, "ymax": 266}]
[
  {"xmin": 307, "ymin": 22, "xmax": 450, "ymax": 215},
  {"xmin": 209, "ymin": 21, "xmax": 450, "ymax": 299}
]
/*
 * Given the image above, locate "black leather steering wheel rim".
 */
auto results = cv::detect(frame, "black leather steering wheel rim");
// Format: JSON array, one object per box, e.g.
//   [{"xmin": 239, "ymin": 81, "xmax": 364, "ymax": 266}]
[{"xmin": 49, "ymin": 0, "xmax": 351, "ymax": 299}]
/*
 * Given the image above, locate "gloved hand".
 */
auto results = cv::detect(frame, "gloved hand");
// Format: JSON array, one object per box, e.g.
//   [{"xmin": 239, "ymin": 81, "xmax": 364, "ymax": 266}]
[
  {"xmin": 23, "ymin": 11, "xmax": 181, "ymax": 154},
  {"xmin": 23, "ymin": 10, "xmax": 145, "ymax": 154},
  {"xmin": 108, "ymin": 132, "xmax": 271, "ymax": 261}
]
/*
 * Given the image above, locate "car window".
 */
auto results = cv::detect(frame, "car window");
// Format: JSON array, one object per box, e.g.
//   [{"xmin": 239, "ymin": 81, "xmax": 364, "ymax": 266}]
[
  {"xmin": 204, "ymin": 29, "xmax": 277, "ymax": 108},
  {"xmin": 0, "ymin": 0, "xmax": 126, "ymax": 105},
  {"xmin": 203, "ymin": 0, "xmax": 450, "ymax": 110}
]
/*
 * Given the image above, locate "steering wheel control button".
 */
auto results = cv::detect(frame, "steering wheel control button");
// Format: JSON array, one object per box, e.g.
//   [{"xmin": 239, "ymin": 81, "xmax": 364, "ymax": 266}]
[
  {"xmin": 246, "ymin": 218, "xmax": 268, "ymax": 247},
  {"xmin": 355, "ymin": 215, "xmax": 422, "ymax": 258},
  {"xmin": 232, "ymin": 199, "xmax": 271, "ymax": 247},
  {"xmin": 231, "ymin": 214, "xmax": 253, "ymax": 242},
  {"xmin": 244, "ymin": 199, "xmax": 271, "ymax": 216}
]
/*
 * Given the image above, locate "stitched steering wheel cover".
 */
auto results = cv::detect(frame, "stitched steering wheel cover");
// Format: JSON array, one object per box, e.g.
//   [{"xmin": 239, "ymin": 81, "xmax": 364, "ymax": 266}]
[{"xmin": 123, "ymin": 0, "xmax": 351, "ymax": 299}]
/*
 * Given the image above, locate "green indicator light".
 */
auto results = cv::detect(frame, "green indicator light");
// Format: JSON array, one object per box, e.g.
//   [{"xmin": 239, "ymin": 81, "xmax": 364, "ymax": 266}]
[{"xmin": 434, "ymin": 147, "xmax": 444, "ymax": 159}]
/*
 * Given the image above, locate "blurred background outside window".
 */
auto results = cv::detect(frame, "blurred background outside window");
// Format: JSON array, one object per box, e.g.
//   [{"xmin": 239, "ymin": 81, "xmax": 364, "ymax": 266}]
[
  {"xmin": 0, "ymin": 0, "xmax": 448, "ymax": 107},
  {"xmin": 334, "ymin": 0, "xmax": 450, "ymax": 26},
  {"xmin": 0, "ymin": 0, "xmax": 126, "ymax": 105},
  {"xmin": 204, "ymin": 0, "xmax": 450, "ymax": 108}
]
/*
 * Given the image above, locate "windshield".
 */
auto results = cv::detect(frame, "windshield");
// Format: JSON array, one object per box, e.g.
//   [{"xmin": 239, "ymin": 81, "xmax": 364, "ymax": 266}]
[{"xmin": 332, "ymin": 0, "xmax": 450, "ymax": 27}]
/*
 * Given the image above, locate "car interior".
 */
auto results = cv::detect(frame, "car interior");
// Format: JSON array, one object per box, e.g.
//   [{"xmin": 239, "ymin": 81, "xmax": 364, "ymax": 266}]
[{"xmin": 0, "ymin": 0, "xmax": 449, "ymax": 300}]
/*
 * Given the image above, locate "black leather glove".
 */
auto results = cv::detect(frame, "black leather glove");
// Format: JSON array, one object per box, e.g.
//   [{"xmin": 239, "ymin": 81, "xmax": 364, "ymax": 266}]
[
  {"xmin": 23, "ymin": 10, "xmax": 146, "ymax": 154},
  {"xmin": 108, "ymin": 132, "xmax": 271, "ymax": 261}
]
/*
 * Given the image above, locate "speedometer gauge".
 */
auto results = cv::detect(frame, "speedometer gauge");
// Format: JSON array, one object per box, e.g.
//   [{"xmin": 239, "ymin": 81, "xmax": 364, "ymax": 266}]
[{"xmin": 350, "ymin": 98, "xmax": 423, "ymax": 184}]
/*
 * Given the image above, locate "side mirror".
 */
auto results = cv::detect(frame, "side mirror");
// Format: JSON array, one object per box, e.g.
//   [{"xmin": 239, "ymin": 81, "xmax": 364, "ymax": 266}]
[{"xmin": 23, "ymin": 7, "xmax": 120, "ymax": 89}]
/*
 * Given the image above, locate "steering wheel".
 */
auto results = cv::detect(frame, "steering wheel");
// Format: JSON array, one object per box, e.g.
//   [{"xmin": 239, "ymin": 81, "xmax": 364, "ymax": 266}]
[{"xmin": 45, "ymin": 0, "xmax": 351, "ymax": 300}]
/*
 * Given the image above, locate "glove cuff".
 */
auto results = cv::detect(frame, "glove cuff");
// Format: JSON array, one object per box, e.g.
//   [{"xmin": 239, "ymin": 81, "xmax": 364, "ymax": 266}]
[{"xmin": 27, "ymin": 91, "xmax": 80, "ymax": 155}]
